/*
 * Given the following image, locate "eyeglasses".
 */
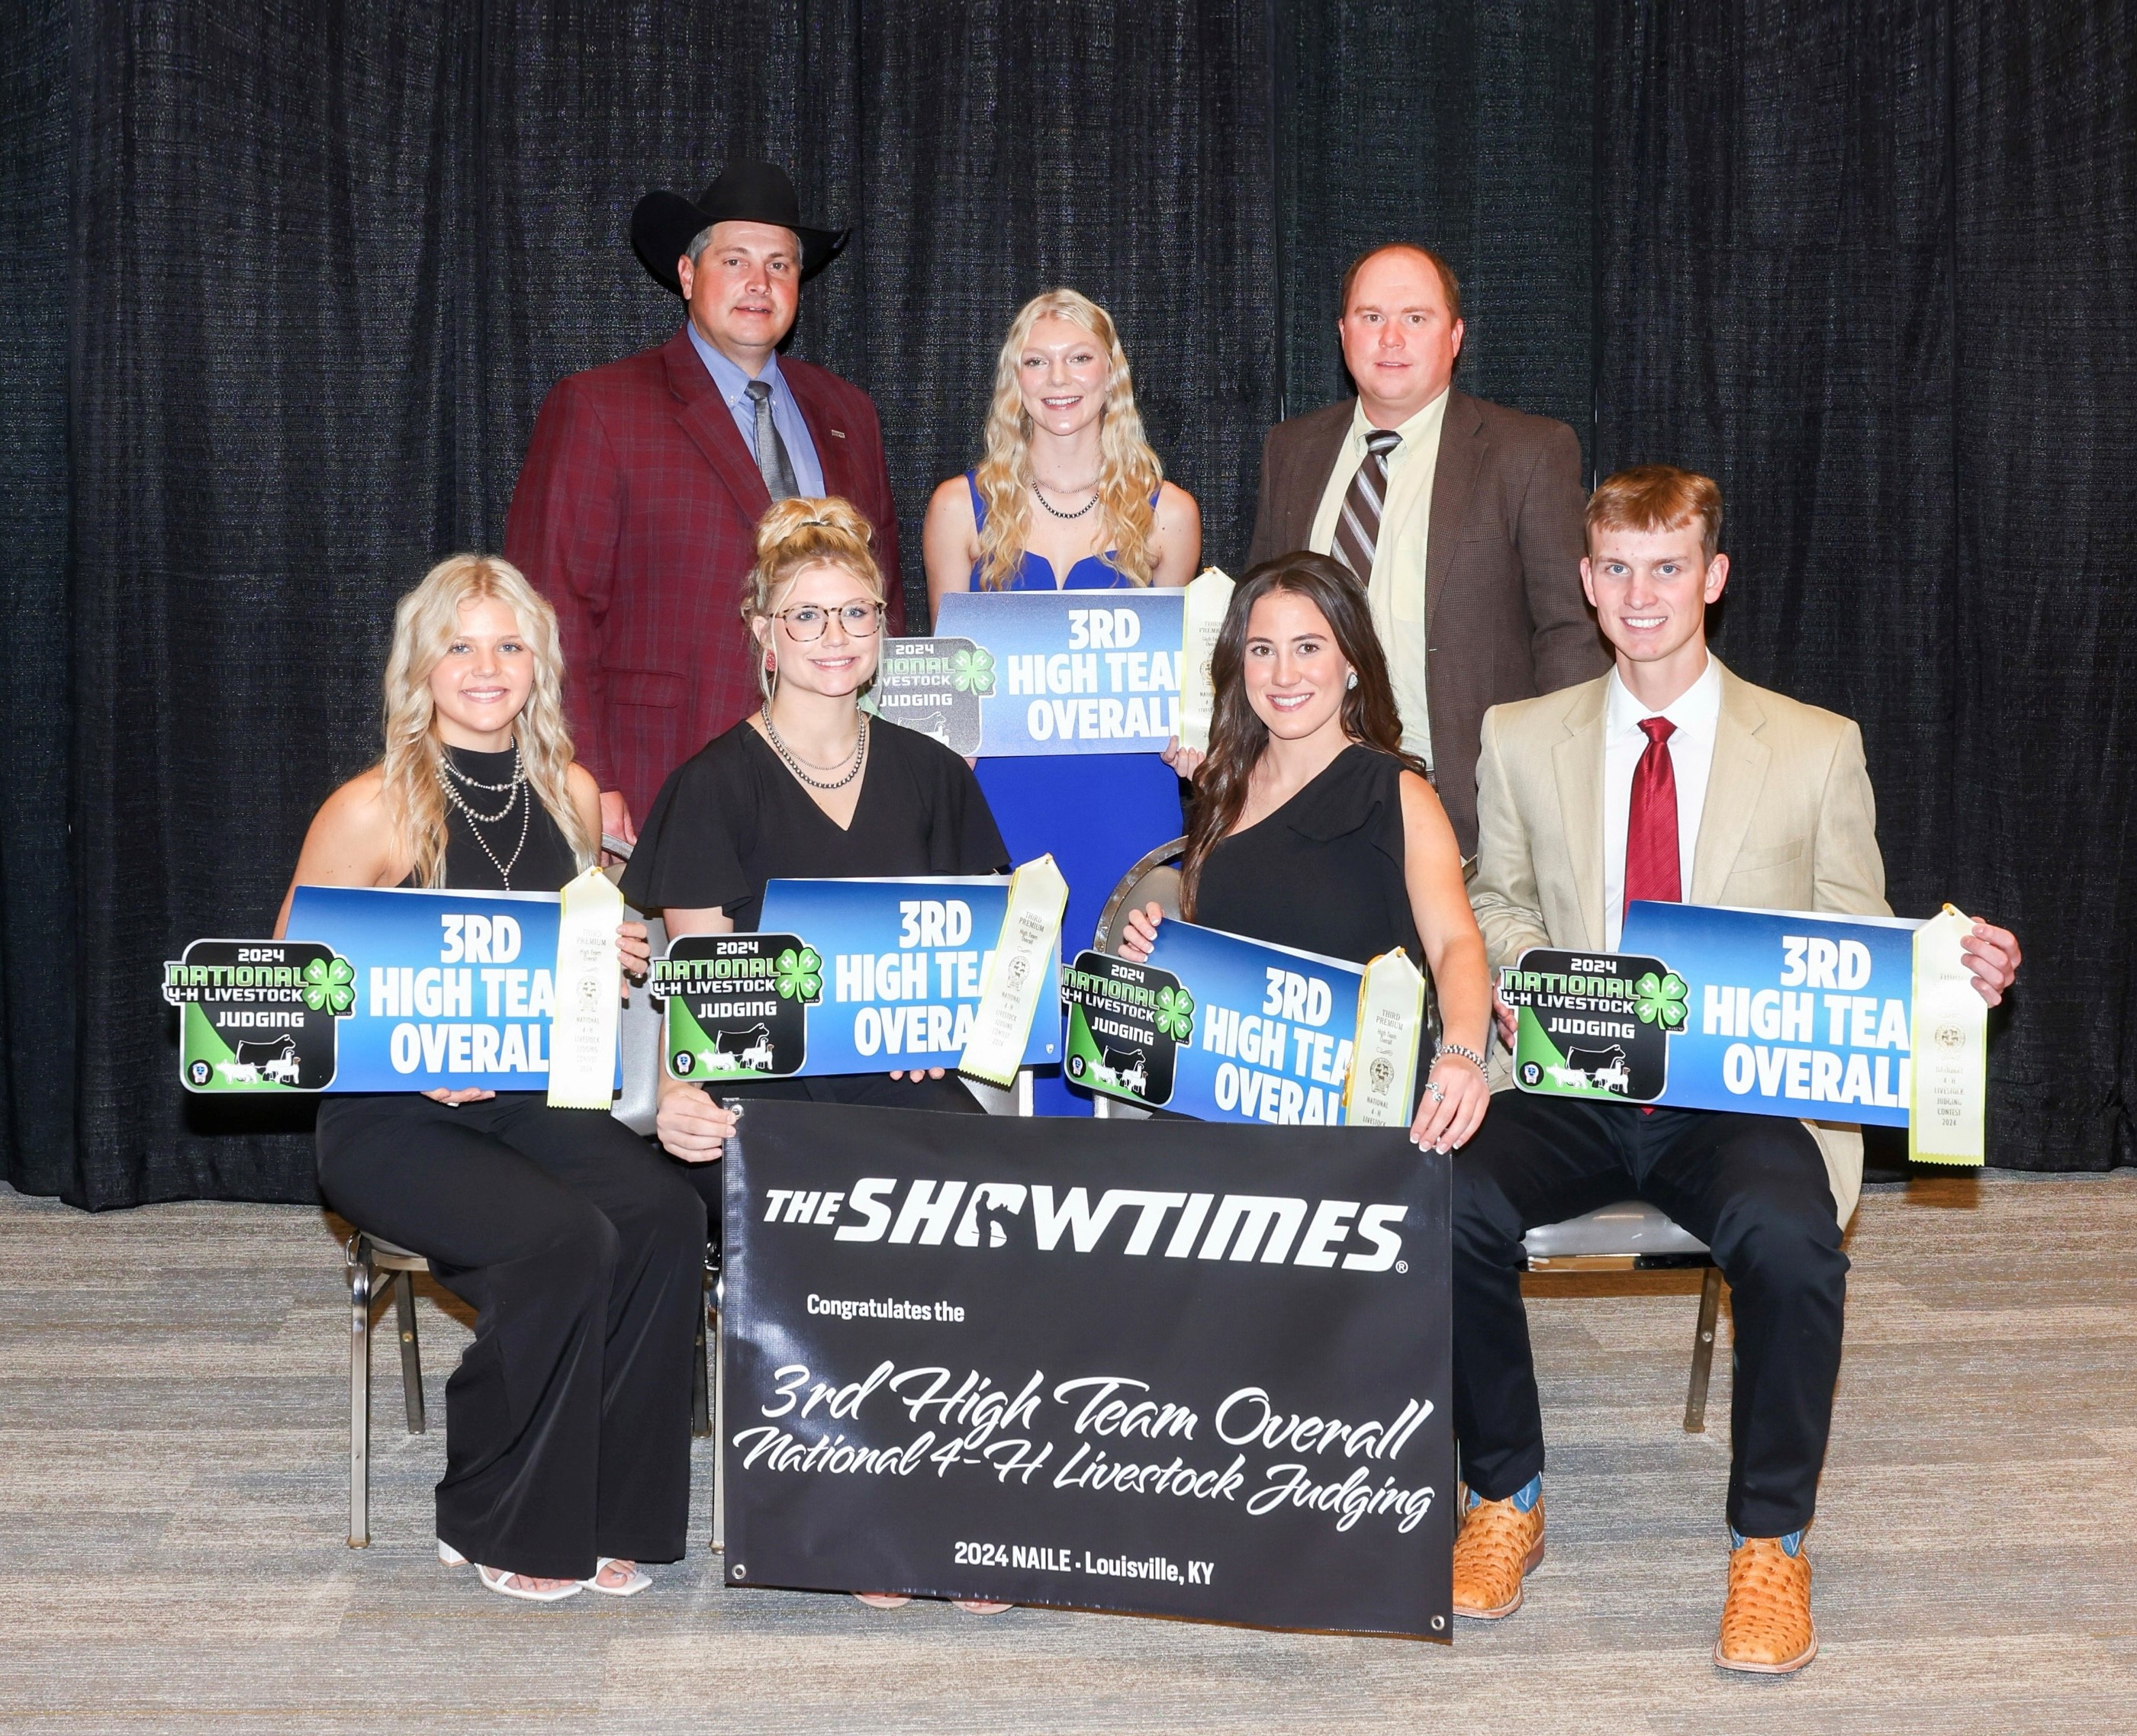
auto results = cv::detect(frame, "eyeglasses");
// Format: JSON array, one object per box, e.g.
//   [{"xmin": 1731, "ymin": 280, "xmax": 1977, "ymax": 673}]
[{"xmin": 770, "ymin": 602, "xmax": 884, "ymax": 641}]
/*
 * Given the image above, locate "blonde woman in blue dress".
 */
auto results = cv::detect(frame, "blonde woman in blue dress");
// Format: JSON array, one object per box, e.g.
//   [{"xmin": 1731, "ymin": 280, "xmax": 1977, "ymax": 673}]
[{"xmin": 922, "ymin": 289, "xmax": 1201, "ymax": 1113}]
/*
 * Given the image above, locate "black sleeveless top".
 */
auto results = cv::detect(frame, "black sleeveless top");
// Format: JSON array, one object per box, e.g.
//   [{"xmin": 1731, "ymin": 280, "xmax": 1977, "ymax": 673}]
[
  {"xmin": 1193, "ymin": 744, "xmax": 1423, "ymax": 967},
  {"xmin": 423, "ymin": 744, "xmax": 579, "ymax": 893}
]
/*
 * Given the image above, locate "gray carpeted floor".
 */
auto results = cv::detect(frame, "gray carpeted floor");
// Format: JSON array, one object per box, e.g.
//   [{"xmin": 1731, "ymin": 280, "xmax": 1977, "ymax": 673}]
[{"xmin": 4, "ymin": 1168, "xmax": 2135, "ymax": 1734}]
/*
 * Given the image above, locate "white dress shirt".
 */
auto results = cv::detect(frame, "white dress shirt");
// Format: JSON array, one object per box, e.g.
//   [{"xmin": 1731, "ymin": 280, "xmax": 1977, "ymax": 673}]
[
  {"xmin": 1305, "ymin": 390, "xmax": 1450, "ymax": 771},
  {"xmin": 1601, "ymin": 654, "xmax": 1722, "ymax": 950}
]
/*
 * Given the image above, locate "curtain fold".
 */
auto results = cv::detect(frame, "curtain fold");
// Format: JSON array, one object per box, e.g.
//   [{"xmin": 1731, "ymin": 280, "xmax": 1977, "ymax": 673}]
[
  {"xmin": 0, "ymin": 0, "xmax": 76, "ymax": 1198},
  {"xmin": 4, "ymin": 0, "xmax": 2130, "ymax": 1204}
]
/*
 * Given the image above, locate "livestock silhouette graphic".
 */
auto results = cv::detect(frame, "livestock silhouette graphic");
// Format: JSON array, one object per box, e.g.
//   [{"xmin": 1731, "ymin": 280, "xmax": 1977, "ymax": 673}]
[
  {"xmin": 897, "ymin": 708, "xmax": 956, "ymax": 746},
  {"xmin": 218, "ymin": 1034, "xmax": 303, "ymax": 1085},
  {"xmin": 1546, "ymin": 1043, "xmax": 1631, "ymax": 1095},
  {"xmin": 710, "ymin": 1023, "xmax": 777, "ymax": 1073},
  {"xmin": 1089, "ymin": 1043, "xmax": 1150, "ymax": 1099}
]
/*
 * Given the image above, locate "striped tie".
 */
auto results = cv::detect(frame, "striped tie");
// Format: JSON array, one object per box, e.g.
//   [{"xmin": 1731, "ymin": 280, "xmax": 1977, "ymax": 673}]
[{"xmin": 1331, "ymin": 429, "xmax": 1403, "ymax": 580}]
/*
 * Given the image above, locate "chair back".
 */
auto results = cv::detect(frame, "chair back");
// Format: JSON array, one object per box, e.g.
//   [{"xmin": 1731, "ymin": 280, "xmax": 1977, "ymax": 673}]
[{"xmin": 1092, "ymin": 837, "xmax": 1187, "ymax": 953}]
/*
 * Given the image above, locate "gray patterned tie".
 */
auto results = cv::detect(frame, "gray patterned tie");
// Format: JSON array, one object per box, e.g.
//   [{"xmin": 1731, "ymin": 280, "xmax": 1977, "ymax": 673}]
[
  {"xmin": 1331, "ymin": 429, "xmax": 1404, "ymax": 580},
  {"xmin": 745, "ymin": 378, "xmax": 800, "ymax": 501}
]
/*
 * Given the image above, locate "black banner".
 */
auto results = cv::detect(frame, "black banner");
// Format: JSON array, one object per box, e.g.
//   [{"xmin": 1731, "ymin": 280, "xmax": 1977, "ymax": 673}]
[{"xmin": 721, "ymin": 1102, "xmax": 1453, "ymax": 1638}]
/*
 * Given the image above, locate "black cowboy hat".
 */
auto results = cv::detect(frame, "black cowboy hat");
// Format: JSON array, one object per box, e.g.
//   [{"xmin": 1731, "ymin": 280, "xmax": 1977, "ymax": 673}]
[{"xmin": 630, "ymin": 160, "xmax": 848, "ymax": 292}]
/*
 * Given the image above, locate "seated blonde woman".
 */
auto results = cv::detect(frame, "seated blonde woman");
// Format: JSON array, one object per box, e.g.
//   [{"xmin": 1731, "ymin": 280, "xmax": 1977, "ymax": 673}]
[{"xmin": 279, "ymin": 555, "xmax": 705, "ymax": 1603}]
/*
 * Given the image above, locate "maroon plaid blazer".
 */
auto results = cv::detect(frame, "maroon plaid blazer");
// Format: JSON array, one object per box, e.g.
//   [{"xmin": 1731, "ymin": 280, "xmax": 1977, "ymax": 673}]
[{"xmin": 504, "ymin": 326, "xmax": 903, "ymax": 821}]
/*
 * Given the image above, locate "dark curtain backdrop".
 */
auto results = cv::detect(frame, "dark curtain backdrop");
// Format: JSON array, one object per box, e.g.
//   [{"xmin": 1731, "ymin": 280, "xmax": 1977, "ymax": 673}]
[
  {"xmin": 1594, "ymin": 0, "xmax": 2137, "ymax": 1172},
  {"xmin": 1, "ymin": 1, "xmax": 2129, "ymax": 1206}
]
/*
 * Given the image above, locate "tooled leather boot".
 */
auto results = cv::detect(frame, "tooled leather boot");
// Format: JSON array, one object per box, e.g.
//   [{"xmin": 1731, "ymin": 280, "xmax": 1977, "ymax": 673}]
[
  {"xmin": 1450, "ymin": 1480, "xmax": 1545, "ymax": 1619},
  {"xmin": 1714, "ymin": 1532, "xmax": 1817, "ymax": 1673}
]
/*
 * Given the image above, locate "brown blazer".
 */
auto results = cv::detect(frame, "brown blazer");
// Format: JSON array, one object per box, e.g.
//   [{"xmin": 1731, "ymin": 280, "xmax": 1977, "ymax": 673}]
[
  {"xmin": 1469, "ymin": 659, "xmax": 1893, "ymax": 1223},
  {"xmin": 1247, "ymin": 389, "xmax": 1607, "ymax": 854}
]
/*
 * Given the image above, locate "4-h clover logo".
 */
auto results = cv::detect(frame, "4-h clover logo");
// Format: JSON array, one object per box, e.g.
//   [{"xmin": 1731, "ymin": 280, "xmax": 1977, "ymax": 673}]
[
  {"xmin": 301, "ymin": 955, "xmax": 356, "ymax": 1015},
  {"xmin": 774, "ymin": 947, "xmax": 823, "ymax": 1005},
  {"xmin": 1633, "ymin": 969, "xmax": 1689, "ymax": 1032},
  {"xmin": 1154, "ymin": 985, "xmax": 1196, "ymax": 1043},
  {"xmin": 952, "ymin": 647, "xmax": 996, "ymax": 696}
]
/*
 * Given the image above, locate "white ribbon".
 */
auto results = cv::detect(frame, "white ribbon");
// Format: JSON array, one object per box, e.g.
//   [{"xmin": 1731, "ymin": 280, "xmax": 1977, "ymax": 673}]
[
  {"xmin": 1344, "ymin": 947, "xmax": 1427, "ymax": 1127},
  {"xmin": 958, "ymin": 854, "xmax": 1069, "ymax": 1090},
  {"xmin": 1176, "ymin": 567, "xmax": 1235, "ymax": 754},
  {"xmin": 545, "ymin": 865, "xmax": 624, "ymax": 1110},
  {"xmin": 1909, "ymin": 903, "xmax": 1987, "ymax": 1165}
]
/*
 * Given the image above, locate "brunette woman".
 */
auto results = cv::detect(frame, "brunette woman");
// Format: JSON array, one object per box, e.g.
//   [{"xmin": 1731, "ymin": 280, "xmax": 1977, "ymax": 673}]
[{"xmin": 1118, "ymin": 552, "xmax": 1492, "ymax": 1152}]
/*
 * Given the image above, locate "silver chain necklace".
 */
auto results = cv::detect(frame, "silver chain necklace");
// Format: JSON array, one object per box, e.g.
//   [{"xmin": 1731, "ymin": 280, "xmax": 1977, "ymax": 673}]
[
  {"xmin": 761, "ymin": 706, "xmax": 868, "ymax": 791},
  {"xmin": 439, "ymin": 747, "xmax": 531, "ymax": 887},
  {"xmin": 1032, "ymin": 480, "xmax": 1099, "ymax": 520}
]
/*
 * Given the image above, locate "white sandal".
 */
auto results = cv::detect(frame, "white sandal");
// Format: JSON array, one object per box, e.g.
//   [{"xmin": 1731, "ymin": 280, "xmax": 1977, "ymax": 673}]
[
  {"xmin": 443, "ymin": 1542, "xmax": 582, "ymax": 1601},
  {"xmin": 580, "ymin": 1558, "xmax": 652, "ymax": 1597},
  {"xmin": 475, "ymin": 1563, "xmax": 582, "ymax": 1603}
]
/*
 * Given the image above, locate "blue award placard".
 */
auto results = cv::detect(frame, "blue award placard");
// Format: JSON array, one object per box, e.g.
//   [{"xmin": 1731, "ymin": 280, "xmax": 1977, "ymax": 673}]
[
  {"xmin": 1127, "ymin": 920, "xmax": 1367, "ymax": 1126},
  {"xmin": 738, "ymin": 877, "xmax": 1059, "ymax": 1075},
  {"xmin": 927, "ymin": 590, "xmax": 1184, "ymax": 756},
  {"xmin": 1532, "ymin": 902, "xmax": 1921, "ymax": 1124},
  {"xmin": 276, "ymin": 884, "xmax": 612, "ymax": 1093}
]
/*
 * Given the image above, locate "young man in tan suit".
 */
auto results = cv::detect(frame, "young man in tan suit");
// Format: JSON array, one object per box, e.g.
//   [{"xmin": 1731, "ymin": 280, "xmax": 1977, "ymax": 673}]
[
  {"xmin": 1454, "ymin": 467, "xmax": 2022, "ymax": 1672},
  {"xmin": 1246, "ymin": 243, "xmax": 1607, "ymax": 855}
]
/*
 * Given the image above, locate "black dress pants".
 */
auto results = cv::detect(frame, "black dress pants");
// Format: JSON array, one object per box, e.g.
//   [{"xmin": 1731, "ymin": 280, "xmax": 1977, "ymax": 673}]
[
  {"xmin": 317, "ymin": 1093, "xmax": 707, "ymax": 1580},
  {"xmin": 1453, "ymin": 1093, "xmax": 1849, "ymax": 1537},
  {"xmin": 667, "ymin": 1071, "xmax": 985, "ymax": 1229}
]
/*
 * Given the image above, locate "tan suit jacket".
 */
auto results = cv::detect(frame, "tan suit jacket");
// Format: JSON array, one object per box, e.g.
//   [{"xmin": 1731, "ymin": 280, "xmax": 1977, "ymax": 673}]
[
  {"xmin": 1247, "ymin": 389, "xmax": 1608, "ymax": 855},
  {"xmin": 1469, "ymin": 658, "xmax": 1890, "ymax": 1223}
]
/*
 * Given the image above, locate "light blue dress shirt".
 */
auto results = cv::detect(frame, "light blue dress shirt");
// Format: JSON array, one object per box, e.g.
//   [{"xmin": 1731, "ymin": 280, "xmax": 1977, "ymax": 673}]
[{"xmin": 687, "ymin": 326, "xmax": 826, "ymax": 497}]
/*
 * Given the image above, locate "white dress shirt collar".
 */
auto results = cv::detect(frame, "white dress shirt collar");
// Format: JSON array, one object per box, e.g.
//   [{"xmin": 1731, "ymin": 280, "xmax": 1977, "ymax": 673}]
[{"xmin": 1601, "ymin": 654, "xmax": 1723, "ymax": 950}]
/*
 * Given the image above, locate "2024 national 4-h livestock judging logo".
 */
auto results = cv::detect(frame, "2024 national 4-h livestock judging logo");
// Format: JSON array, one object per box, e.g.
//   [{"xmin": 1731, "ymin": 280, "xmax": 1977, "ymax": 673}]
[
  {"xmin": 868, "ymin": 638, "xmax": 995, "ymax": 756},
  {"xmin": 164, "ymin": 938, "xmax": 356, "ymax": 1091},
  {"xmin": 1060, "ymin": 950, "xmax": 1193, "ymax": 1110},
  {"xmin": 1501, "ymin": 948, "xmax": 1689, "ymax": 1103},
  {"xmin": 655, "ymin": 933, "xmax": 822, "ymax": 1082}
]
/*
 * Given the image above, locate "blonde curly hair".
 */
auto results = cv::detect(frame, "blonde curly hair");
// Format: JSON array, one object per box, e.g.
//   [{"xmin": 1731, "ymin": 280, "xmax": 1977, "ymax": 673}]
[
  {"xmin": 971, "ymin": 290, "xmax": 1163, "ymax": 591},
  {"xmin": 378, "ymin": 555, "xmax": 594, "ymax": 888}
]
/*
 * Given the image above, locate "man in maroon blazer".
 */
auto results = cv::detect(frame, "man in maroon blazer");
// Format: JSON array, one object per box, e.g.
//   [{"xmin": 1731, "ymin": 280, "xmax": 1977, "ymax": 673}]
[
  {"xmin": 506, "ymin": 162, "xmax": 901, "ymax": 843},
  {"xmin": 1247, "ymin": 243, "xmax": 1604, "ymax": 856}
]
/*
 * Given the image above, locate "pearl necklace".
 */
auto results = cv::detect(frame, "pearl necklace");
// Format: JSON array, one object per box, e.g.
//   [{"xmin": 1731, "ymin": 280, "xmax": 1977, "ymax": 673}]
[
  {"xmin": 761, "ymin": 706, "xmax": 868, "ymax": 791},
  {"xmin": 439, "ymin": 747, "xmax": 531, "ymax": 887}
]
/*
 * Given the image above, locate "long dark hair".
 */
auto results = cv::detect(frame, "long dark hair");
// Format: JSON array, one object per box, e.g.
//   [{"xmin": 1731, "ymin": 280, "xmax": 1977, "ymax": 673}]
[{"xmin": 1180, "ymin": 551, "xmax": 1422, "ymax": 918}]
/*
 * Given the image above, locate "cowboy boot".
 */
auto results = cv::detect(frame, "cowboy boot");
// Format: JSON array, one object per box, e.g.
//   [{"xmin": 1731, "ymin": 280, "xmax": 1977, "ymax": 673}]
[
  {"xmin": 1451, "ymin": 1480, "xmax": 1545, "ymax": 1619},
  {"xmin": 1715, "ymin": 1532, "xmax": 1817, "ymax": 1673}
]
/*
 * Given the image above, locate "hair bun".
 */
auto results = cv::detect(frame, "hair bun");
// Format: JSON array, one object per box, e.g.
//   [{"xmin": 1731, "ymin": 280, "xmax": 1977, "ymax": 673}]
[{"xmin": 755, "ymin": 495, "xmax": 874, "ymax": 562}]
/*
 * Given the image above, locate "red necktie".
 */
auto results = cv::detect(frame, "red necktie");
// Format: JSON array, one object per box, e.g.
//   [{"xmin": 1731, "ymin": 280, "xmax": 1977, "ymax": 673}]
[{"xmin": 1624, "ymin": 716, "xmax": 1681, "ymax": 914}]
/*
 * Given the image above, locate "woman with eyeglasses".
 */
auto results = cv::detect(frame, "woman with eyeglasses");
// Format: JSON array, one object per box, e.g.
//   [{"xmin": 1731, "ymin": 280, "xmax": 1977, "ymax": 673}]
[
  {"xmin": 621, "ymin": 496, "xmax": 1015, "ymax": 1615},
  {"xmin": 621, "ymin": 495, "xmax": 1009, "ymax": 1178}
]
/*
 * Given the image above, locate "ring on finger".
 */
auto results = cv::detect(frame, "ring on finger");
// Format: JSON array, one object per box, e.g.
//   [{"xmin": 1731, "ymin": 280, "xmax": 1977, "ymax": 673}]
[{"xmin": 1424, "ymin": 1081, "xmax": 1445, "ymax": 1104}]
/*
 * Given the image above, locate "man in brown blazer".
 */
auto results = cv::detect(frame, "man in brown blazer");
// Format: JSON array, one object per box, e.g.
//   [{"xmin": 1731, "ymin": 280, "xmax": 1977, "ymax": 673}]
[
  {"xmin": 1453, "ymin": 467, "xmax": 2023, "ymax": 1672},
  {"xmin": 1246, "ymin": 243, "xmax": 1606, "ymax": 854}
]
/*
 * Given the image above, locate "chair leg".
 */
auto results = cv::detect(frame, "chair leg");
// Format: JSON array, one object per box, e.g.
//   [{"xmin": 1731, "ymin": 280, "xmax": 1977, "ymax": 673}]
[
  {"xmin": 393, "ymin": 1271, "xmax": 426, "ymax": 1435},
  {"xmin": 349, "ymin": 1250, "xmax": 373, "ymax": 1548},
  {"xmin": 690, "ymin": 1268, "xmax": 712, "ymax": 1439},
  {"xmin": 1685, "ymin": 1265, "xmax": 1724, "ymax": 1433},
  {"xmin": 710, "ymin": 1278, "xmax": 726, "ymax": 1554}
]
